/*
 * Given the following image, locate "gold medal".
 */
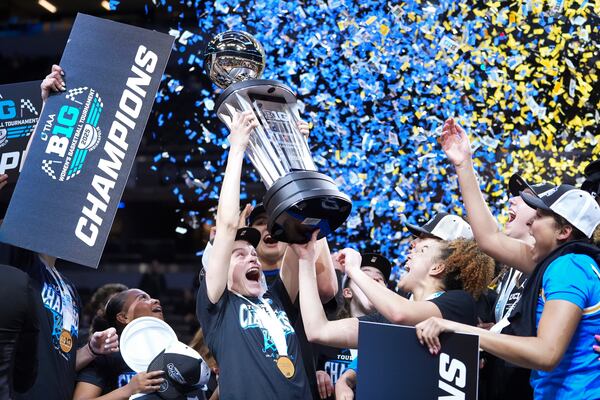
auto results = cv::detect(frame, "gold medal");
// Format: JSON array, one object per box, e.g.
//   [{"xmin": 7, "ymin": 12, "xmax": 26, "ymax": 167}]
[
  {"xmin": 59, "ymin": 330, "xmax": 73, "ymax": 353},
  {"xmin": 276, "ymin": 356, "xmax": 295, "ymax": 378}
]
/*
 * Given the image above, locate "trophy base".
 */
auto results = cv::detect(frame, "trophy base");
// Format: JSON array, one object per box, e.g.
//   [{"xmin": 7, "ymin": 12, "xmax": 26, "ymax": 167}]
[{"xmin": 263, "ymin": 170, "xmax": 352, "ymax": 244}]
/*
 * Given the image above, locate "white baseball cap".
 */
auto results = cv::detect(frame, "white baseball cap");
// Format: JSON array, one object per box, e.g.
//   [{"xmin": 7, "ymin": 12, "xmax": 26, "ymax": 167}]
[
  {"xmin": 405, "ymin": 212, "xmax": 473, "ymax": 241},
  {"xmin": 521, "ymin": 184, "xmax": 600, "ymax": 238}
]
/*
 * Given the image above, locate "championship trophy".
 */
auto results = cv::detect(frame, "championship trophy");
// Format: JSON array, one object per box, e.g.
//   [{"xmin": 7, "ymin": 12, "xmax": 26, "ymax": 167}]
[{"xmin": 204, "ymin": 30, "xmax": 352, "ymax": 243}]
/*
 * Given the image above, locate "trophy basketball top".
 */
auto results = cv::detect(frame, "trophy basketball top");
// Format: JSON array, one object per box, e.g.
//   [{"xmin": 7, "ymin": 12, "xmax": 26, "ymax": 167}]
[
  {"xmin": 204, "ymin": 30, "xmax": 266, "ymax": 89},
  {"xmin": 203, "ymin": 30, "xmax": 352, "ymax": 243}
]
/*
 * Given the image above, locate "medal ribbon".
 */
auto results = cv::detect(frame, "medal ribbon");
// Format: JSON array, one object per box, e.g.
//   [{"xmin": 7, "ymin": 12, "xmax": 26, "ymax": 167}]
[{"xmin": 45, "ymin": 260, "xmax": 75, "ymax": 332}]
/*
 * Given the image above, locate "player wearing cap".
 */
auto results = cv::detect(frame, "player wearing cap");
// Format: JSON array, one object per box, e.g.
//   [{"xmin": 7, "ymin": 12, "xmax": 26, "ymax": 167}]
[
  {"xmin": 196, "ymin": 111, "xmax": 311, "ymax": 399},
  {"xmin": 418, "ymin": 119, "xmax": 600, "ymax": 400},
  {"xmin": 198, "ymin": 119, "xmax": 338, "ymax": 400},
  {"xmin": 494, "ymin": 175, "xmax": 554, "ymax": 326},
  {"xmin": 476, "ymin": 174, "xmax": 555, "ymax": 400},
  {"xmin": 313, "ymin": 252, "xmax": 391, "ymax": 399}
]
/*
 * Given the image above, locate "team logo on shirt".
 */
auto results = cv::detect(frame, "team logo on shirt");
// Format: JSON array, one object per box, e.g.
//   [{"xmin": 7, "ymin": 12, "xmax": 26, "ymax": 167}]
[{"xmin": 40, "ymin": 86, "xmax": 103, "ymax": 181}]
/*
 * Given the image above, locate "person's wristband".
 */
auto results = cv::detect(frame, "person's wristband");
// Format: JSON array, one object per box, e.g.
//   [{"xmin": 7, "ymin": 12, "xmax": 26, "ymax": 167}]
[{"xmin": 88, "ymin": 341, "xmax": 102, "ymax": 357}]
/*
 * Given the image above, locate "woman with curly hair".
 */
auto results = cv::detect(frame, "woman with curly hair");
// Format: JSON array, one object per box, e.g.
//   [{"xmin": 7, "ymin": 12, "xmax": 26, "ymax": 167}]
[{"xmin": 294, "ymin": 234, "xmax": 495, "ymax": 350}]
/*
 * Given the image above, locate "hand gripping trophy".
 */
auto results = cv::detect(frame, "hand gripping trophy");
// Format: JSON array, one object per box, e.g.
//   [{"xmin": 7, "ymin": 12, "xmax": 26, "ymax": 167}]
[{"xmin": 204, "ymin": 31, "xmax": 352, "ymax": 243}]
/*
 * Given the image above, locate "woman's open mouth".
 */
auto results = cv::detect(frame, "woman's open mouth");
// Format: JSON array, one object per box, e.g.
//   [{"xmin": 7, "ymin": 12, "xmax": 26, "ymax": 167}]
[
  {"xmin": 263, "ymin": 234, "xmax": 278, "ymax": 245},
  {"xmin": 245, "ymin": 267, "xmax": 261, "ymax": 282}
]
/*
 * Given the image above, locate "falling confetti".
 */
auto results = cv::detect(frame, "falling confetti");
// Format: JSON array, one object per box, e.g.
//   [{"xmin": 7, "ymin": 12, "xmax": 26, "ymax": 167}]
[{"xmin": 114, "ymin": 0, "xmax": 600, "ymax": 278}]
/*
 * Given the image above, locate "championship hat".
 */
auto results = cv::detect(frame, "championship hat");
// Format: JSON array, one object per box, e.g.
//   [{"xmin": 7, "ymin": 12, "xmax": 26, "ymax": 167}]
[{"xmin": 147, "ymin": 341, "xmax": 210, "ymax": 400}]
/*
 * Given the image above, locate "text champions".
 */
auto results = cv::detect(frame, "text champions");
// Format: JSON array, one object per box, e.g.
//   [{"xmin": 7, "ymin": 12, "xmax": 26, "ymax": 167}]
[{"xmin": 75, "ymin": 45, "xmax": 158, "ymax": 246}]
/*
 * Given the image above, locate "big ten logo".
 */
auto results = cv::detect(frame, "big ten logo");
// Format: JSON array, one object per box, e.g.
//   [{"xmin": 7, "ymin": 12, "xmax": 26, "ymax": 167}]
[
  {"xmin": 438, "ymin": 353, "xmax": 467, "ymax": 400},
  {"xmin": 0, "ymin": 97, "xmax": 39, "ymax": 121},
  {"xmin": 0, "ymin": 99, "xmax": 16, "ymax": 120},
  {"xmin": 44, "ymin": 105, "xmax": 80, "ymax": 158},
  {"xmin": 40, "ymin": 87, "xmax": 103, "ymax": 181}
]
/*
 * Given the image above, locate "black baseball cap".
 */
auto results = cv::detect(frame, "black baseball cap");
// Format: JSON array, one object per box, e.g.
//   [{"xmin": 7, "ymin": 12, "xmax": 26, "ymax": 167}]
[
  {"xmin": 360, "ymin": 253, "xmax": 392, "ymax": 283},
  {"xmin": 508, "ymin": 174, "xmax": 554, "ymax": 197},
  {"xmin": 520, "ymin": 184, "xmax": 600, "ymax": 238},
  {"xmin": 247, "ymin": 203, "xmax": 266, "ymax": 226},
  {"xmin": 147, "ymin": 342, "xmax": 209, "ymax": 400},
  {"xmin": 235, "ymin": 227, "xmax": 261, "ymax": 248},
  {"xmin": 582, "ymin": 159, "xmax": 600, "ymax": 195},
  {"xmin": 405, "ymin": 212, "xmax": 473, "ymax": 240}
]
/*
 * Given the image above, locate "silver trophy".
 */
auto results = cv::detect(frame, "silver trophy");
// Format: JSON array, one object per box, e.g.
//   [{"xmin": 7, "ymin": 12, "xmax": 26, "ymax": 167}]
[{"xmin": 204, "ymin": 31, "xmax": 352, "ymax": 243}]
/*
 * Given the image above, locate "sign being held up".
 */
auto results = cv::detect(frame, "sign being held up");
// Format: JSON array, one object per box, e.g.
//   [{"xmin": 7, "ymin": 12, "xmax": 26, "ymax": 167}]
[
  {"xmin": 0, "ymin": 81, "xmax": 42, "ymax": 182},
  {"xmin": 0, "ymin": 13, "xmax": 174, "ymax": 268},
  {"xmin": 357, "ymin": 321, "xmax": 479, "ymax": 400}
]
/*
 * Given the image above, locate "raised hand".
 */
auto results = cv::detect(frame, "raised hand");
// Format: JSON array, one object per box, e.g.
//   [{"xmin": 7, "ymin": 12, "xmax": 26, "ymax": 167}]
[
  {"xmin": 297, "ymin": 120, "xmax": 310, "ymax": 138},
  {"xmin": 440, "ymin": 118, "xmax": 472, "ymax": 168},
  {"xmin": 337, "ymin": 248, "xmax": 362, "ymax": 277},
  {"xmin": 290, "ymin": 230, "xmax": 320, "ymax": 263},
  {"xmin": 41, "ymin": 64, "xmax": 65, "ymax": 103},
  {"xmin": 331, "ymin": 251, "xmax": 344, "ymax": 273},
  {"xmin": 229, "ymin": 111, "xmax": 258, "ymax": 152},
  {"xmin": 238, "ymin": 203, "xmax": 254, "ymax": 228}
]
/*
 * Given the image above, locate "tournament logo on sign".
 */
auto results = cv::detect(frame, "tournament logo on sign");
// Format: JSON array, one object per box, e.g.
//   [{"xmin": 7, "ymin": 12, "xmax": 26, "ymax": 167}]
[
  {"xmin": 0, "ymin": 96, "xmax": 39, "ymax": 148},
  {"xmin": 40, "ymin": 86, "xmax": 103, "ymax": 181}
]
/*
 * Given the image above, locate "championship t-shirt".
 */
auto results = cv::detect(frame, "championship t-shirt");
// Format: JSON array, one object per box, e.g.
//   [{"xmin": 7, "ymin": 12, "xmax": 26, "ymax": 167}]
[
  {"xmin": 531, "ymin": 254, "xmax": 600, "ymax": 399},
  {"xmin": 196, "ymin": 276, "xmax": 311, "ymax": 400},
  {"xmin": 315, "ymin": 344, "xmax": 357, "ymax": 385},
  {"xmin": 13, "ymin": 253, "xmax": 82, "ymax": 400},
  {"xmin": 76, "ymin": 352, "xmax": 135, "ymax": 393}
]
